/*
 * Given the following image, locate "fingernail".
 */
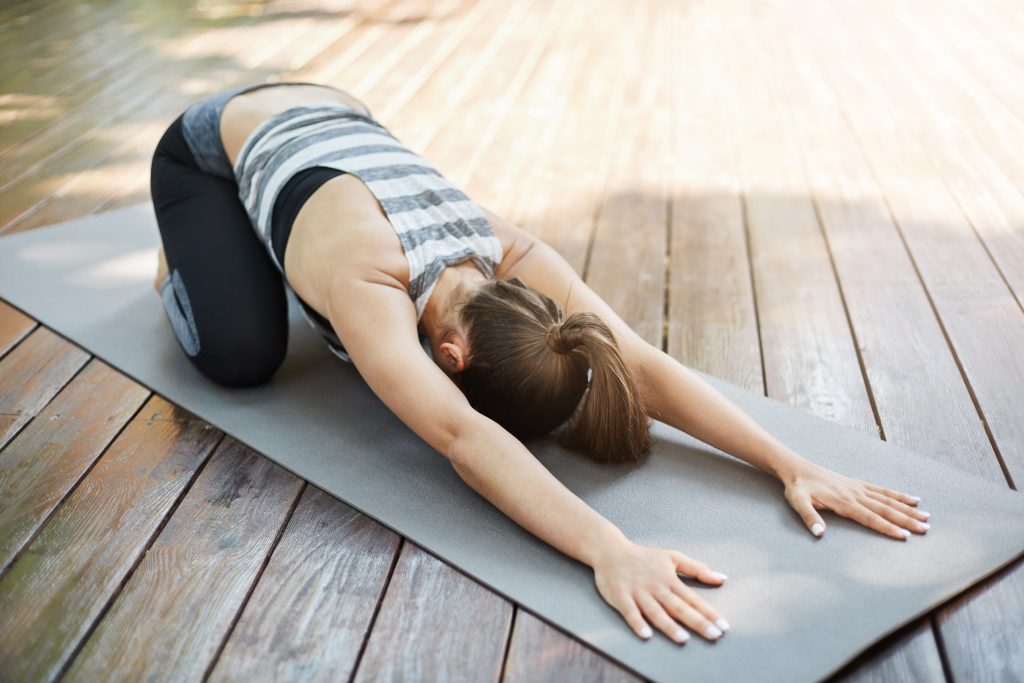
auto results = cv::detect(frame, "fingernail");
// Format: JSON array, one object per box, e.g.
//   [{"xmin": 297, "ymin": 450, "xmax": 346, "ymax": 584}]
[
  {"xmin": 811, "ymin": 523, "xmax": 824, "ymax": 536},
  {"xmin": 917, "ymin": 522, "xmax": 930, "ymax": 531},
  {"xmin": 919, "ymin": 510, "xmax": 930, "ymax": 519},
  {"xmin": 711, "ymin": 571, "xmax": 728, "ymax": 581},
  {"xmin": 675, "ymin": 628, "xmax": 690, "ymax": 643},
  {"xmin": 639, "ymin": 624, "xmax": 653, "ymax": 639},
  {"xmin": 705, "ymin": 625, "xmax": 723, "ymax": 639},
  {"xmin": 909, "ymin": 496, "xmax": 921, "ymax": 503},
  {"xmin": 898, "ymin": 528, "xmax": 911, "ymax": 538},
  {"xmin": 715, "ymin": 618, "xmax": 731, "ymax": 632}
]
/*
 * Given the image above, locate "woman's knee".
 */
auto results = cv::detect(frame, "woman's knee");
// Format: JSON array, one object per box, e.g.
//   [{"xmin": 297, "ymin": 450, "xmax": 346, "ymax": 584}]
[{"xmin": 193, "ymin": 329, "xmax": 288, "ymax": 388}]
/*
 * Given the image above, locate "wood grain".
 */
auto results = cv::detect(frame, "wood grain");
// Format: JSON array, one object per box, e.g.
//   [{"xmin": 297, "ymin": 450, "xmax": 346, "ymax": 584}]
[
  {"xmin": 0, "ymin": 359, "xmax": 149, "ymax": 573},
  {"xmin": 0, "ymin": 325, "xmax": 89, "ymax": 450},
  {"xmin": 63, "ymin": 436, "xmax": 303, "ymax": 683},
  {"xmin": 0, "ymin": 299, "xmax": 36, "ymax": 357},
  {"xmin": 209, "ymin": 486, "xmax": 401, "ymax": 683},
  {"xmin": 0, "ymin": 395, "xmax": 222, "ymax": 683},
  {"xmin": 353, "ymin": 542, "xmax": 513, "ymax": 682},
  {"xmin": 503, "ymin": 610, "xmax": 638, "ymax": 683},
  {"xmin": 666, "ymin": 1, "xmax": 763, "ymax": 393}
]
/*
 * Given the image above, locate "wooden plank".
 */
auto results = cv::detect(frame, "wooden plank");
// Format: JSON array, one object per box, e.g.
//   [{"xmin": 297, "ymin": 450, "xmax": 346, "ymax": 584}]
[
  {"xmin": 751, "ymin": 1, "xmax": 998, "ymax": 478},
  {"xmin": 0, "ymin": 1, "xmax": 193, "ymax": 148},
  {"xmin": 457, "ymin": 0, "xmax": 586, "ymax": 220},
  {"xmin": 585, "ymin": 0, "xmax": 671, "ymax": 346},
  {"xmin": 4, "ymin": 0, "xmax": 407, "ymax": 230},
  {"xmin": 0, "ymin": 395, "xmax": 222, "ymax": 683},
  {"xmin": 352, "ymin": 542, "xmax": 513, "ymax": 682},
  {"xmin": 0, "ymin": 325, "xmax": 90, "ymax": 450},
  {"xmin": 809, "ymin": 0, "xmax": 1024, "ymax": 484},
  {"xmin": 879, "ymin": 2, "xmax": 1024, "ymax": 314},
  {"xmin": 936, "ymin": 556, "xmax": 1024, "ymax": 682},
  {"xmin": 0, "ymin": 0, "xmax": 366, "ymax": 230},
  {"xmin": 0, "ymin": 299, "xmax": 36, "ymax": 357},
  {"xmin": 375, "ymin": 0, "xmax": 538, "ymax": 151},
  {"xmin": 832, "ymin": 618, "xmax": 946, "ymax": 682},
  {"xmin": 665, "ymin": 1, "xmax": 762, "ymax": 392},
  {"xmin": 208, "ymin": 486, "xmax": 401, "ymax": 682},
  {"xmin": 507, "ymin": 0, "xmax": 646, "ymax": 273},
  {"xmin": 62, "ymin": 437, "xmax": 303, "ymax": 683},
  {"xmin": 726, "ymin": 3, "xmax": 876, "ymax": 435},
  {"xmin": 0, "ymin": 358, "xmax": 149, "ymax": 573},
  {"xmin": 503, "ymin": 610, "xmax": 637, "ymax": 683}
]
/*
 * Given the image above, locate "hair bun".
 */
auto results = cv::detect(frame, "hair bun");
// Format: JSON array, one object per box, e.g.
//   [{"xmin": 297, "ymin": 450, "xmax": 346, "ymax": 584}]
[{"xmin": 546, "ymin": 317, "xmax": 587, "ymax": 354}]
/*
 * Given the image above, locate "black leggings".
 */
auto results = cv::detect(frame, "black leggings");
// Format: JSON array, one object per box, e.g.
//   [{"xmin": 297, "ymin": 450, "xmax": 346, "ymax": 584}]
[{"xmin": 150, "ymin": 114, "xmax": 290, "ymax": 387}]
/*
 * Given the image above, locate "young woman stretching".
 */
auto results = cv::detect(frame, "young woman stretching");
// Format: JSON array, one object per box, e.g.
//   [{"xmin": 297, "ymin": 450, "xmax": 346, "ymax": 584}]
[{"xmin": 150, "ymin": 81, "xmax": 931, "ymax": 646}]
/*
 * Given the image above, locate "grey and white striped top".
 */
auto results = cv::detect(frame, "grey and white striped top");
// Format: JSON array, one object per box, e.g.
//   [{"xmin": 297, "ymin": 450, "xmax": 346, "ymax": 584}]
[{"xmin": 234, "ymin": 101, "xmax": 504, "ymax": 322}]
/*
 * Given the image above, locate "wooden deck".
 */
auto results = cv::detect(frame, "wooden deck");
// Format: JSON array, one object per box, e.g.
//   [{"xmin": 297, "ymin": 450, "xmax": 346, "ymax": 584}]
[{"xmin": 1, "ymin": 0, "xmax": 1022, "ymax": 679}]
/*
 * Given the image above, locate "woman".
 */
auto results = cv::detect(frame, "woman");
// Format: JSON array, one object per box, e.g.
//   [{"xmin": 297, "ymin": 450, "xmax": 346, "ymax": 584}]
[{"xmin": 150, "ymin": 81, "xmax": 930, "ymax": 645}]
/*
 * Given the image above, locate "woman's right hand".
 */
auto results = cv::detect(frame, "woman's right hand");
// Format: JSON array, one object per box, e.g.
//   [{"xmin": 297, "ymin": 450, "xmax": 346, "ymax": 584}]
[{"xmin": 591, "ymin": 539, "xmax": 730, "ymax": 644}]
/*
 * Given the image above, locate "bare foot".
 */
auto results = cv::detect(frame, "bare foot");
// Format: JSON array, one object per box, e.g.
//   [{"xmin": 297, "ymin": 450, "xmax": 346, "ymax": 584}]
[{"xmin": 154, "ymin": 247, "xmax": 169, "ymax": 293}]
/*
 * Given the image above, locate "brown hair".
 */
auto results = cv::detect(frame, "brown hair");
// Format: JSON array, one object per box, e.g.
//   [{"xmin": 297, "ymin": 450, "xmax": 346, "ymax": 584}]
[{"xmin": 453, "ymin": 277, "xmax": 651, "ymax": 463}]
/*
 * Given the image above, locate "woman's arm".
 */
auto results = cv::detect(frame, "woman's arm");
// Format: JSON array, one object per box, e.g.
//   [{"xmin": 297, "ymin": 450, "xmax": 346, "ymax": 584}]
[
  {"xmin": 327, "ymin": 277, "xmax": 731, "ymax": 643},
  {"xmin": 487, "ymin": 208, "xmax": 930, "ymax": 540}
]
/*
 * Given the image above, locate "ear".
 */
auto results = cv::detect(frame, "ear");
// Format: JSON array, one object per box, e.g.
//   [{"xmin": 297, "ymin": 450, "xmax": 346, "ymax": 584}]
[{"xmin": 439, "ymin": 339, "xmax": 468, "ymax": 374}]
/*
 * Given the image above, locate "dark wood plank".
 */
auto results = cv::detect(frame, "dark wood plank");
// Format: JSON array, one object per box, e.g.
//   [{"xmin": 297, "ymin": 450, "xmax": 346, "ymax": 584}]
[
  {"xmin": 0, "ymin": 395, "xmax": 222, "ymax": 683},
  {"xmin": 0, "ymin": 299, "xmax": 36, "ymax": 357},
  {"xmin": 208, "ymin": 486, "xmax": 401, "ymax": 682},
  {"xmin": 503, "ymin": 611, "xmax": 638, "ymax": 683},
  {"xmin": 0, "ymin": 325, "xmax": 90, "ymax": 450},
  {"xmin": 63, "ymin": 437, "xmax": 304, "ymax": 682},
  {"xmin": 353, "ymin": 542, "xmax": 513, "ymax": 682},
  {"xmin": 936, "ymin": 557, "xmax": 1024, "ymax": 682},
  {"xmin": 832, "ymin": 617, "xmax": 946, "ymax": 682},
  {"xmin": 0, "ymin": 358, "xmax": 149, "ymax": 573}
]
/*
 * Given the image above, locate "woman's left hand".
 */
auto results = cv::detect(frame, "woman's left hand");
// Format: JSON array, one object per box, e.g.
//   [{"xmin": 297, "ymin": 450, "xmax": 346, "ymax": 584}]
[{"xmin": 781, "ymin": 461, "xmax": 931, "ymax": 540}]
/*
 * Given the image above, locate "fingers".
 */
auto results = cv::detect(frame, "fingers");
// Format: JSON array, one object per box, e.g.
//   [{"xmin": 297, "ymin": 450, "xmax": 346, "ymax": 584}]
[
  {"xmin": 669, "ymin": 550, "xmax": 728, "ymax": 586},
  {"xmin": 864, "ymin": 483, "xmax": 921, "ymax": 507},
  {"xmin": 635, "ymin": 593, "xmax": 692, "ymax": 644},
  {"xmin": 670, "ymin": 581, "xmax": 730, "ymax": 637},
  {"xmin": 612, "ymin": 590, "xmax": 655, "ymax": 640},
  {"xmin": 659, "ymin": 590, "xmax": 728, "ymax": 642},
  {"xmin": 861, "ymin": 497, "xmax": 930, "ymax": 535},
  {"xmin": 791, "ymin": 491, "xmax": 827, "ymax": 537},
  {"xmin": 842, "ymin": 501, "xmax": 913, "ymax": 540},
  {"xmin": 865, "ymin": 490, "xmax": 930, "ymax": 523}
]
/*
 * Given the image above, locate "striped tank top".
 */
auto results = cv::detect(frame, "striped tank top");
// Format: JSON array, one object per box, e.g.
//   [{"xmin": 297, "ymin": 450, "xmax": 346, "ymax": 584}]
[{"xmin": 233, "ymin": 101, "xmax": 504, "ymax": 338}]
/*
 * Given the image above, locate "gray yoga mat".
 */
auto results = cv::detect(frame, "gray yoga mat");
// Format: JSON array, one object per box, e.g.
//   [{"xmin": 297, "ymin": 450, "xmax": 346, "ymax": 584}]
[{"xmin": 1, "ymin": 204, "xmax": 1022, "ymax": 682}]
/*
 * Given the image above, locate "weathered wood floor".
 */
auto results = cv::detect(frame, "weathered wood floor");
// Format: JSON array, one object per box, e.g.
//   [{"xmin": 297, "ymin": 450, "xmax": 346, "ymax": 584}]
[{"xmin": 1, "ymin": 0, "xmax": 1022, "ymax": 680}]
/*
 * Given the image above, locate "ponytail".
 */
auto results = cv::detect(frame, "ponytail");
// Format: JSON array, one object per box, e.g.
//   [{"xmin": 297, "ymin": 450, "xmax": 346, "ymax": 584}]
[{"xmin": 546, "ymin": 313, "xmax": 651, "ymax": 463}]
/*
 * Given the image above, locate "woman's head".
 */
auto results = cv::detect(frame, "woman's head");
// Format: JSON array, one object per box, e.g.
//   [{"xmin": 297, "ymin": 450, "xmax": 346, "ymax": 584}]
[{"xmin": 450, "ymin": 277, "xmax": 651, "ymax": 464}]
